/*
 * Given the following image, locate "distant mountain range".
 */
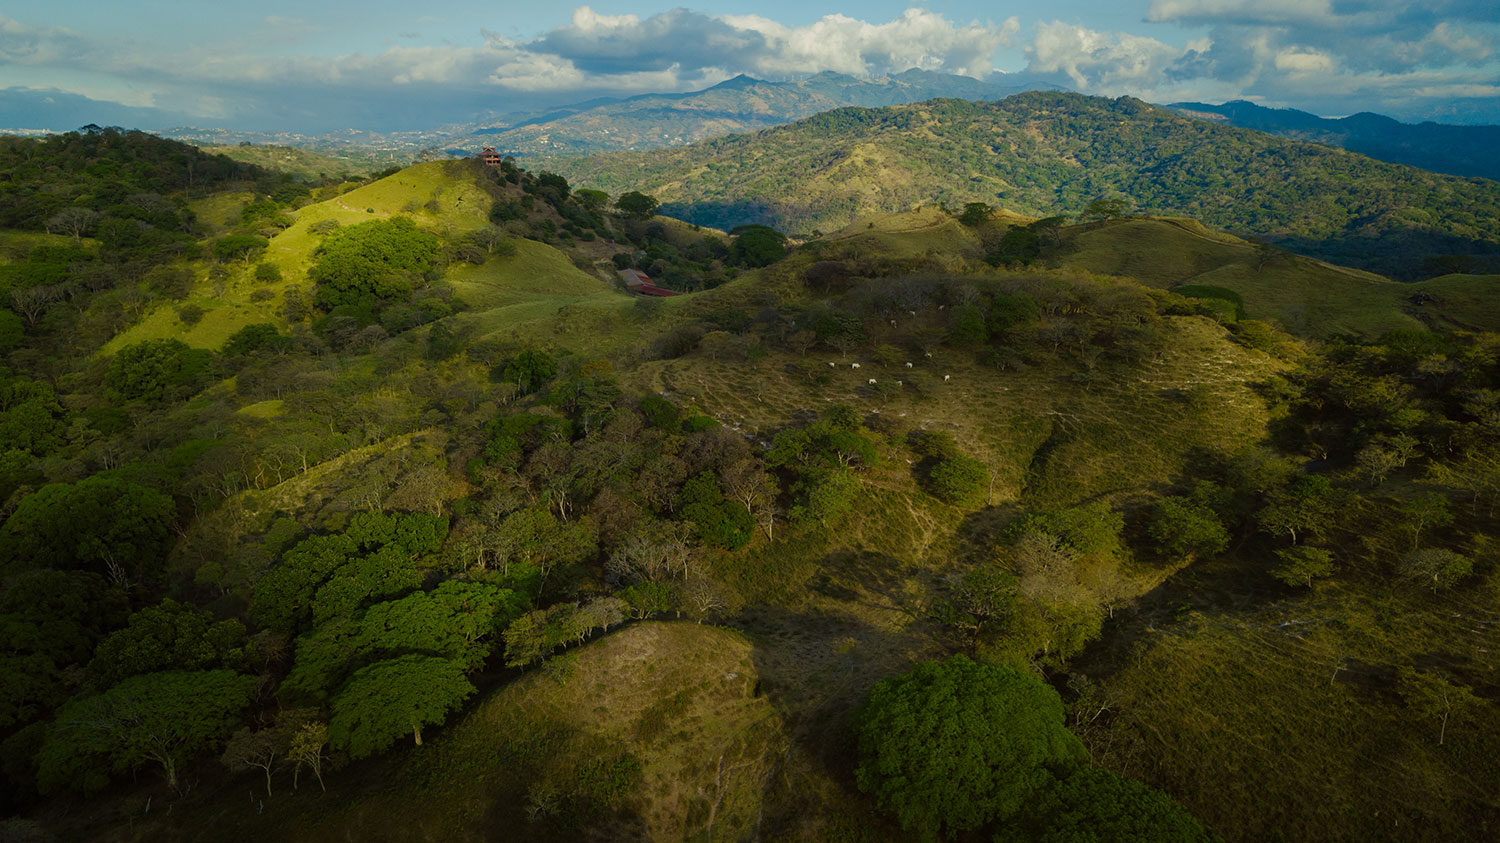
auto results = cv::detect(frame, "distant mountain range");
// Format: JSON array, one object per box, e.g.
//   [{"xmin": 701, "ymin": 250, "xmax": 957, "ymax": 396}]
[
  {"xmin": 1168, "ymin": 100, "xmax": 1500, "ymax": 183},
  {"xmin": 547, "ymin": 92, "xmax": 1500, "ymax": 281},
  {"xmin": 137, "ymin": 71, "xmax": 1063, "ymax": 162},
  {"xmin": 439, "ymin": 69, "xmax": 1067, "ymax": 157}
]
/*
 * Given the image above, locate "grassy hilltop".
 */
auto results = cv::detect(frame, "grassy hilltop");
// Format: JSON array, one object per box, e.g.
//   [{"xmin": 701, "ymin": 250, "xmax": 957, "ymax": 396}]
[{"xmin": 1, "ymin": 129, "xmax": 1498, "ymax": 843}]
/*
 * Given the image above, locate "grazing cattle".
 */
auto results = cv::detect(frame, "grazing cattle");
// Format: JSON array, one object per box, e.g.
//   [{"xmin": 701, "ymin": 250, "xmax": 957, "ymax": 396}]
[
  {"xmin": 828, "ymin": 362, "xmax": 836, "ymax": 367},
  {"xmin": 943, "ymin": 374, "xmax": 951, "ymax": 382},
  {"xmin": 868, "ymin": 378, "xmax": 877, "ymax": 385},
  {"xmin": 851, "ymin": 363, "xmax": 861, "ymax": 369},
  {"xmin": 905, "ymin": 362, "xmax": 913, "ymax": 368},
  {"xmin": 924, "ymin": 351, "xmax": 932, "ymax": 358}
]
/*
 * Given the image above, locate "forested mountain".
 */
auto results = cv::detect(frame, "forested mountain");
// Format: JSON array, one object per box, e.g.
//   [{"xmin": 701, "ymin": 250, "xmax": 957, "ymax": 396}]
[
  {"xmin": 2, "ymin": 129, "xmax": 1498, "ymax": 843},
  {"xmin": 548, "ymin": 91, "xmax": 1500, "ymax": 281},
  {"xmin": 1168, "ymin": 100, "xmax": 1500, "ymax": 183},
  {"xmin": 440, "ymin": 70, "xmax": 1062, "ymax": 158}
]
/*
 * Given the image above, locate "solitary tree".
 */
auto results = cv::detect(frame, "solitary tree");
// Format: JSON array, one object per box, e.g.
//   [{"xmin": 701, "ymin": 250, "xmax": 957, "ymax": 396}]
[
  {"xmin": 959, "ymin": 202, "xmax": 994, "ymax": 227},
  {"xmin": 1148, "ymin": 497, "xmax": 1230, "ymax": 560},
  {"xmin": 1270, "ymin": 546, "xmax": 1336, "ymax": 588},
  {"xmin": 221, "ymin": 723, "xmax": 293, "ymax": 798},
  {"xmin": 1081, "ymin": 198, "xmax": 1129, "ymax": 222},
  {"xmin": 1396, "ymin": 667, "xmax": 1486, "ymax": 746},
  {"xmin": 855, "ymin": 655, "xmax": 1085, "ymax": 840},
  {"xmin": 1398, "ymin": 547, "xmax": 1472, "ymax": 592},
  {"xmin": 615, "ymin": 191, "xmax": 660, "ymax": 219},
  {"xmin": 287, "ymin": 721, "xmax": 329, "ymax": 791},
  {"xmin": 329, "ymin": 655, "xmax": 474, "ymax": 758},
  {"xmin": 928, "ymin": 455, "xmax": 991, "ymax": 507}
]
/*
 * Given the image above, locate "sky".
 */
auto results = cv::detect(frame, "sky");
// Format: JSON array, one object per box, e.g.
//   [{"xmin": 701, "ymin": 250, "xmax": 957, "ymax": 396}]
[{"xmin": 2, "ymin": 1, "xmax": 1498, "ymax": 132}]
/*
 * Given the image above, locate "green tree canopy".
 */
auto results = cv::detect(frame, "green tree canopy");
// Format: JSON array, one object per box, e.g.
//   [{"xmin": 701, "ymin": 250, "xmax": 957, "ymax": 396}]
[
  {"xmin": 1270, "ymin": 546, "xmax": 1337, "ymax": 588},
  {"xmin": 994, "ymin": 765, "xmax": 1218, "ymax": 843},
  {"xmin": 502, "ymin": 348, "xmax": 557, "ymax": 394},
  {"xmin": 36, "ymin": 669, "xmax": 255, "ymax": 793},
  {"xmin": 213, "ymin": 234, "xmax": 269, "ymax": 263},
  {"xmin": 309, "ymin": 216, "xmax": 438, "ymax": 310},
  {"xmin": 960, "ymin": 202, "xmax": 994, "ymax": 226},
  {"xmin": 575, "ymin": 188, "xmax": 609, "ymax": 210},
  {"xmin": 0, "ymin": 375, "xmax": 66, "ymax": 457},
  {"xmin": 105, "ymin": 338, "xmax": 213, "ymax": 402},
  {"xmin": 928, "ymin": 455, "xmax": 991, "ymax": 507},
  {"xmin": 86, "ymin": 599, "xmax": 250, "ymax": 689},
  {"xmin": 615, "ymin": 191, "xmax": 660, "ymax": 219},
  {"xmin": 1081, "ymin": 197, "xmax": 1129, "ymax": 221},
  {"xmin": 282, "ymin": 581, "xmax": 528, "ymax": 702},
  {"xmin": 251, "ymin": 512, "xmax": 443, "ymax": 634},
  {"xmin": 728, "ymin": 226, "xmax": 786, "ymax": 268},
  {"xmin": 0, "ymin": 477, "xmax": 175, "ymax": 583},
  {"xmin": 328, "ymin": 654, "xmax": 474, "ymax": 758},
  {"xmin": 855, "ymin": 655, "xmax": 1086, "ymax": 840},
  {"xmin": 1148, "ymin": 496, "xmax": 1231, "ymax": 560},
  {"xmin": 0, "ymin": 570, "xmax": 128, "ymax": 667},
  {"xmin": 676, "ymin": 471, "xmax": 754, "ymax": 550}
]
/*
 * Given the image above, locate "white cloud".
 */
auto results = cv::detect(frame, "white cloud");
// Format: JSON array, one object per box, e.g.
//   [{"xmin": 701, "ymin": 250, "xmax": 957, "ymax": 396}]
[
  {"xmin": 717, "ymin": 9, "xmax": 1020, "ymax": 79},
  {"xmin": 1274, "ymin": 48, "xmax": 1334, "ymax": 74},
  {"xmin": 1031, "ymin": 1, "xmax": 1500, "ymax": 121},
  {"xmin": 2, "ymin": 5, "xmax": 1496, "ymax": 130},
  {"xmin": 1027, "ymin": 22, "xmax": 1188, "ymax": 92}
]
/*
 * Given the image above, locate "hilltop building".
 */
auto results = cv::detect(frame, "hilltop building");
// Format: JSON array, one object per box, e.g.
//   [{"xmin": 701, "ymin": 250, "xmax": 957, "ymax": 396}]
[
  {"xmin": 617, "ymin": 268, "xmax": 680, "ymax": 297},
  {"xmin": 479, "ymin": 147, "xmax": 502, "ymax": 166}
]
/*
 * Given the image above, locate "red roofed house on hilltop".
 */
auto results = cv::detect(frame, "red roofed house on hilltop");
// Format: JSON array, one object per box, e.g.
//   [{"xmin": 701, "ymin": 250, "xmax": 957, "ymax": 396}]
[
  {"xmin": 479, "ymin": 147, "xmax": 502, "ymax": 167},
  {"xmin": 617, "ymin": 268, "xmax": 681, "ymax": 297}
]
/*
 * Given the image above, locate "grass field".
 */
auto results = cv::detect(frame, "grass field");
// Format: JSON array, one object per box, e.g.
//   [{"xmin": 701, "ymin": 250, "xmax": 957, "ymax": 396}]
[
  {"xmin": 107, "ymin": 161, "xmax": 497, "ymax": 353},
  {"xmin": 202, "ymin": 144, "xmax": 377, "ymax": 181},
  {"xmin": 0, "ymin": 230, "xmax": 87, "ymax": 260},
  {"xmin": 446, "ymin": 238, "xmax": 644, "ymax": 354},
  {"xmin": 1409, "ymin": 273, "xmax": 1500, "ymax": 332},
  {"xmin": 1086, "ymin": 577, "xmax": 1500, "ymax": 842},
  {"xmin": 1061, "ymin": 218, "xmax": 1430, "ymax": 337}
]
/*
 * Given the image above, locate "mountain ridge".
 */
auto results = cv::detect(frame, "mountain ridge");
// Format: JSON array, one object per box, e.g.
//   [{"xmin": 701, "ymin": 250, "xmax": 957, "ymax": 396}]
[
  {"xmin": 546, "ymin": 91, "xmax": 1500, "ymax": 281},
  {"xmin": 1168, "ymin": 99, "xmax": 1500, "ymax": 182}
]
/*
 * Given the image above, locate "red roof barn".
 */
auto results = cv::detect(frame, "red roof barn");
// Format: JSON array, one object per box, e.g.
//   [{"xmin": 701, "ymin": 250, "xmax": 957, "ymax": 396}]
[{"xmin": 617, "ymin": 269, "xmax": 681, "ymax": 297}]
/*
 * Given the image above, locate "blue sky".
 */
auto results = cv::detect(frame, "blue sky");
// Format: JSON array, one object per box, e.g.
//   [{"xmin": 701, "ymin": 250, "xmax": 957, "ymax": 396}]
[{"xmin": 2, "ymin": 2, "xmax": 1497, "ymax": 131}]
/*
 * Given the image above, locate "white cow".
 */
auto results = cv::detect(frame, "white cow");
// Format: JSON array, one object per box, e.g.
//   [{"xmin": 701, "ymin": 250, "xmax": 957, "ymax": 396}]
[
  {"xmin": 851, "ymin": 363, "xmax": 861, "ymax": 369},
  {"xmin": 943, "ymin": 374, "xmax": 951, "ymax": 382},
  {"xmin": 905, "ymin": 362, "xmax": 913, "ymax": 368},
  {"xmin": 868, "ymin": 378, "xmax": 877, "ymax": 385}
]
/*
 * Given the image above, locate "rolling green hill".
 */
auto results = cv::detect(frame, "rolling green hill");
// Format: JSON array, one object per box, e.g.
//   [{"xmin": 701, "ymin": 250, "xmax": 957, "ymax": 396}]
[{"xmin": 550, "ymin": 92, "xmax": 1500, "ymax": 281}]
